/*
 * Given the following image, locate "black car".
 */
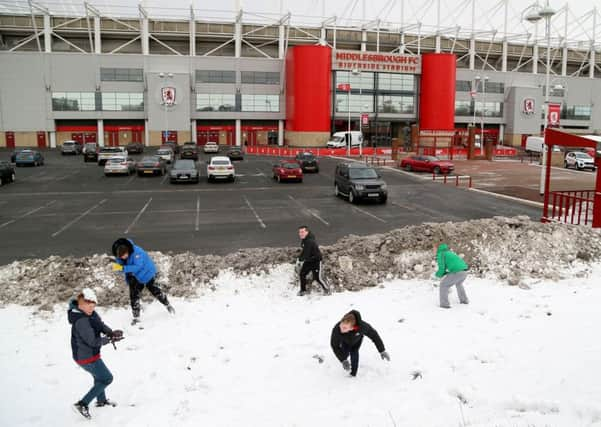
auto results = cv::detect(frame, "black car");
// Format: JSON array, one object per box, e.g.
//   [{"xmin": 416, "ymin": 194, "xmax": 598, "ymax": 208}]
[
  {"xmin": 0, "ymin": 160, "xmax": 15, "ymax": 186},
  {"xmin": 126, "ymin": 141, "xmax": 144, "ymax": 154},
  {"xmin": 83, "ymin": 143, "xmax": 98, "ymax": 162},
  {"xmin": 180, "ymin": 142, "xmax": 199, "ymax": 160},
  {"xmin": 226, "ymin": 147, "xmax": 244, "ymax": 161},
  {"xmin": 294, "ymin": 152, "xmax": 319, "ymax": 173},
  {"xmin": 170, "ymin": 159, "xmax": 200, "ymax": 183},
  {"xmin": 334, "ymin": 163, "xmax": 387, "ymax": 204},
  {"xmin": 136, "ymin": 156, "xmax": 167, "ymax": 176}
]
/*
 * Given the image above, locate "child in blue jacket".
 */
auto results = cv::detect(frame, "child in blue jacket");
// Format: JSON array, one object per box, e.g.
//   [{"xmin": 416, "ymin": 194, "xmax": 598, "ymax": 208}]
[{"xmin": 111, "ymin": 238, "xmax": 175, "ymax": 324}]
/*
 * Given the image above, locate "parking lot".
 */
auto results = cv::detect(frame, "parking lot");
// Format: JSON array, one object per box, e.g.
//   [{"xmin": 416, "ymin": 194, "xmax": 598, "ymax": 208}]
[{"xmin": 0, "ymin": 149, "xmax": 540, "ymax": 265}]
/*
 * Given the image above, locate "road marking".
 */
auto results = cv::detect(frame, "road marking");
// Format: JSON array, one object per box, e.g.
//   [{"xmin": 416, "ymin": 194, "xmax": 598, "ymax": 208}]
[
  {"xmin": 243, "ymin": 195, "xmax": 266, "ymax": 228},
  {"xmin": 352, "ymin": 206, "xmax": 387, "ymax": 223},
  {"xmin": 287, "ymin": 195, "xmax": 330, "ymax": 226},
  {"xmin": 0, "ymin": 200, "xmax": 56, "ymax": 229},
  {"xmin": 391, "ymin": 201, "xmax": 416, "ymax": 211},
  {"xmin": 125, "ymin": 197, "xmax": 153, "ymax": 234},
  {"xmin": 195, "ymin": 195, "xmax": 200, "ymax": 231},
  {"xmin": 468, "ymin": 188, "xmax": 545, "ymax": 208},
  {"xmin": 124, "ymin": 174, "xmax": 136, "ymax": 185},
  {"xmin": 51, "ymin": 199, "xmax": 106, "ymax": 237},
  {"xmin": 160, "ymin": 173, "xmax": 169, "ymax": 185}
]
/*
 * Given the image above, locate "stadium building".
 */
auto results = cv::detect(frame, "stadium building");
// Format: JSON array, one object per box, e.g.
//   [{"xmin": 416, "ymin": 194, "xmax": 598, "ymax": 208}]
[{"xmin": 1, "ymin": 1, "xmax": 600, "ymax": 150}]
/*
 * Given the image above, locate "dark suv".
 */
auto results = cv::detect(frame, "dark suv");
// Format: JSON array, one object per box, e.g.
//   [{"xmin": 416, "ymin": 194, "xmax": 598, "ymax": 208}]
[
  {"xmin": 334, "ymin": 163, "xmax": 387, "ymax": 204},
  {"xmin": 180, "ymin": 142, "xmax": 199, "ymax": 160},
  {"xmin": 83, "ymin": 143, "xmax": 98, "ymax": 162}
]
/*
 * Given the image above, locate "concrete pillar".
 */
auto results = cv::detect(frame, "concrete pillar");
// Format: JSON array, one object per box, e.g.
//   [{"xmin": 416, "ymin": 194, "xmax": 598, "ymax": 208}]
[
  {"xmin": 532, "ymin": 24, "xmax": 538, "ymax": 74},
  {"xmin": 499, "ymin": 123, "xmax": 504, "ymax": 144},
  {"xmin": 43, "ymin": 13, "xmax": 51, "ymax": 52},
  {"xmin": 361, "ymin": 29, "xmax": 367, "ymax": 51},
  {"xmin": 235, "ymin": 9, "xmax": 242, "ymax": 58},
  {"xmin": 49, "ymin": 131, "xmax": 56, "ymax": 148},
  {"xmin": 561, "ymin": 45, "xmax": 568, "ymax": 76},
  {"xmin": 278, "ymin": 119, "xmax": 284, "ymax": 146},
  {"xmin": 502, "ymin": 41, "xmax": 508, "ymax": 72},
  {"xmin": 235, "ymin": 119, "xmax": 241, "ymax": 146},
  {"xmin": 141, "ymin": 17, "xmax": 149, "ymax": 55},
  {"xmin": 94, "ymin": 16, "xmax": 101, "ymax": 54},
  {"xmin": 469, "ymin": 38, "xmax": 475, "ymax": 70},
  {"xmin": 189, "ymin": 8, "xmax": 196, "ymax": 57},
  {"xmin": 97, "ymin": 119, "xmax": 104, "ymax": 147},
  {"xmin": 144, "ymin": 119, "xmax": 150, "ymax": 146},
  {"xmin": 279, "ymin": 24, "xmax": 285, "ymax": 59},
  {"xmin": 191, "ymin": 120, "xmax": 197, "ymax": 144}
]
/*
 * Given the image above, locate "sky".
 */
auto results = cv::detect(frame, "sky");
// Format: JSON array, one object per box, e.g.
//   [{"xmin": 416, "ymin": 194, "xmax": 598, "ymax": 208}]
[{"xmin": 1, "ymin": 0, "xmax": 599, "ymax": 44}]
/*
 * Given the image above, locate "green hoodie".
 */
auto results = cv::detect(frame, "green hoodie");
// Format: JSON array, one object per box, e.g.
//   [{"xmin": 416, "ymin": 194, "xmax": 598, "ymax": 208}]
[{"xmin": 435, "ymin": 244, "xmax": 468, "ymax": 278}]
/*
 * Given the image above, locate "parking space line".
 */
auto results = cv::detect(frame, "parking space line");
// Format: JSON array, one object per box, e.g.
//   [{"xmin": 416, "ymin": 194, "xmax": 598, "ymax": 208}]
[
  {"xmin": 243, "ymin": 195, "xmax": 266, "ymax": 228},
  {"xmin": 0, "ymin": 200, "xmax": 56, "ymax": 230},
  {"xmin": 195, "ymin": 195, "xmax": 200, "ymax": 231},
  {"xmin": 125, "ymin": 197, "xmax": 153, "ymax": 234},
  {"xmin": 51, "ymin": 199, "xmax": 107, "ymax": 237},
  {"xmin": 351, "ymin": 206, "xmax": 387, "ymax": 223},
  {"xmin": 123, "ymin": 175, "xmax": 136, "ymax": 185},
  {"xmin": 160, "ymin": 173, "xmax": 169, "ymax": 185},
  {"xmin": 287, "ymin": 195, "xmax": 330, "ymax": 226}
]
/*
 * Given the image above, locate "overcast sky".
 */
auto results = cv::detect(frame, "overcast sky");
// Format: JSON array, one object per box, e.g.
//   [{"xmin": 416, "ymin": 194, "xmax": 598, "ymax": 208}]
[{"xmin": 2, "ymin": 0, "xmax": 600, "ymax": 43}]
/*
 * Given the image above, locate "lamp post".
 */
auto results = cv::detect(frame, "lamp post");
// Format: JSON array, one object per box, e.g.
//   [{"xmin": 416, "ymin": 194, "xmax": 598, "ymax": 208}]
[
  {"xmin": 524, "ymin": 1, "xmax": 556, "ymax": 195},
  {"xmin": 481, "ymin": 75, "xmax": 488, "ymax": 156},
  {"xmin": 347, "ymin": 77, "xmax": 351, "ymax": 157},
  {"xmin": 159, "ymin": 72, "xmax": 174, "ymax": 143},
  {"xmin": 352, "ymin": 68, "xmax": 362, "ymax": 157}
]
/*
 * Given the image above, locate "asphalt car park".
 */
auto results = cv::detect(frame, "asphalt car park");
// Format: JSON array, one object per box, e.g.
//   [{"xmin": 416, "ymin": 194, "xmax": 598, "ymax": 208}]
[{"xmin": 0, "ymin": 148, "xmax": 540, "ymax": 265}]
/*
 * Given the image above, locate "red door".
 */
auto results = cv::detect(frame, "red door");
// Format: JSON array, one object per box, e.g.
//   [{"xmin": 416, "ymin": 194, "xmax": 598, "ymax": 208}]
[
  {"xmin": 37, "ymin": 131, "xmax": 47, "ymax": 148},
  {"xmin": 84, "ymin": 133, "xmax": 97, "ymax": 143},
  {"xmin": 71, "ymin": 133, "xmax": 84, "ymax": 144},
  {"xmin": 107, "ymin": 131, "xmax": 118, "ymax": 147},
  {"xmin": 5, "ymin": 131, "xmax": 15, "ymax": 148},
  {"xmin": 132, "ymin": 130, "xmax": 142, "ymax": 143},
  {"xmin": 161, "ymin": 131, "xmax": 178, "ymax": 143}
]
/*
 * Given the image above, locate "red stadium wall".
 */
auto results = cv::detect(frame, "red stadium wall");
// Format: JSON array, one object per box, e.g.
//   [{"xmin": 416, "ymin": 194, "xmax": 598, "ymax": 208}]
[{"xmin": 419, "ymin": 53, "xmax": 456, "ymax": 131}]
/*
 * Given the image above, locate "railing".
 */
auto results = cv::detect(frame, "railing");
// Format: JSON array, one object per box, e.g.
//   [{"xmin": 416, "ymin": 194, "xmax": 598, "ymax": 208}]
[
  {"xmin": 545, "ymin": 190, "xmax": 595, "ymax": 225},
  {"xmin": 432, "ymin": 173, "xmax": 473, "ymax": 188}
]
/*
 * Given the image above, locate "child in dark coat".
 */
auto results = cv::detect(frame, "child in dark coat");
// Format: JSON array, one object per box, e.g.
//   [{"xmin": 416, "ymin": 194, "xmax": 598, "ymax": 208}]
[{"xmin": 330, "ymin": 310, "xmax": 390, "ymax": 376}]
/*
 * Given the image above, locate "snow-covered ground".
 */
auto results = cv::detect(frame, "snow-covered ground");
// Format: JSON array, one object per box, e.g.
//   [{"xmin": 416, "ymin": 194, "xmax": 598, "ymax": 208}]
[{"xmin": 2, "ymin": 264, "xmax": 601, "ymax": 427}]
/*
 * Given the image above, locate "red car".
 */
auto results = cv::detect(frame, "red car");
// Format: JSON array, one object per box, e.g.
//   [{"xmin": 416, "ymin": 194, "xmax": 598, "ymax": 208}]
[
  {"xmin": 400, "ymin": 155, "xmax": 454, "ymax": 174},
  {"xmin": 272, "ymin": 160, "xmax": 303, "ymax": 182}
]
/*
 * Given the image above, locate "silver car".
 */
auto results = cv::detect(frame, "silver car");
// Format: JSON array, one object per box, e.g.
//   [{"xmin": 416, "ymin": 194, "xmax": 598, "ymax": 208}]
[
  {"xmin": 61, "ymin": 140, "xmax": 82, "ymax": 155},
  {"xmin": 104, "ymin": 156, "xmax": 136, "ymax": 176},
  {"xmin": 565, "ymin": 151, "xmax": 596, "ymax": 171},
  {"xmin": 156, "ymin": 148, "xmax": 174, "ymax": 164}
]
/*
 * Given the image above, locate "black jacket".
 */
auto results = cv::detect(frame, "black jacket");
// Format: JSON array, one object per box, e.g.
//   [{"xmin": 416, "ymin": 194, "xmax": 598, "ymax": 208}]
[
  {"xmin": 299, "ymin": 232, "xmax": 322, "ymax": 263},
  {"xmin": 68, "ymin": 299, "xmax": 113, "ymax": 364},
  {"xmin": 330, "ymin": 310, "xmax": 385, "ymax": 361}
]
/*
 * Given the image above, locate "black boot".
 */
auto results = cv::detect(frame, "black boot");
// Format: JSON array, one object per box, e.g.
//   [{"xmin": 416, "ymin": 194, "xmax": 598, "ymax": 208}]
[
  {"xmin": 73, "ymin": 401, "xmax": 91, "ymax": 419},
  {"xmin": 96, "ymin": 399, "xmax": 117, "ymax": 407}
]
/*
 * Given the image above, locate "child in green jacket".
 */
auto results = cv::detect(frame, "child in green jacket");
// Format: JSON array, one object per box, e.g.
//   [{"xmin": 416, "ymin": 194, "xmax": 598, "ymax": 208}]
[{"xmin": 434, "ymin": 243, "xmax": 469, "ymax": 308}]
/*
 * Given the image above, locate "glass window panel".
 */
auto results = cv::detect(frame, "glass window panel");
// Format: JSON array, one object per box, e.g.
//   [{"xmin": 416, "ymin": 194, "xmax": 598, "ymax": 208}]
[
  {"xmin": 377, "ymin": 74, "xmax": 415, "ymax": 91},
  {"xmin": 377, "ymin": 95, "xmax": 415, "ymax": 113},
  {"xmin": 455, "ymin": 100, "xmax": 472, "ymax": 116},
  {"xmin": 196, "ymin": 94, "xmax": 237, "ymax": 111},
  {"xmin": 100, "ymin": 68, "xmax": 115, "ymax": 81},
  {"xmin": 101, "ymin": 93, "xmax": 117, "ymax": 111},
  {"xmin": 80, "ymin": 92, "xmax": 96, "ymax": 111},
  {"xmin": 129, "ymin": 69, "xmax": 143, "ymax": 82},
  {"xmin": 456, "ymin": 81, "xmax": 472, "ymax": 92},
  {"xmin": 335, "ymin": 71, "xmax": 374, "ymax": 90},
  {"xmin": 114, "ymin": 69, "xmax": 130, "ymax": 81},
  {"xmin": 335, "ymin": 93, "xmax": 374, "ymax": 113}
]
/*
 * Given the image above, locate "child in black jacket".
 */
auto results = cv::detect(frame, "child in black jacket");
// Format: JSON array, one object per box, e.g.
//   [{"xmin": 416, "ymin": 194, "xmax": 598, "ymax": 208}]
[{"xmin": 330, "ymin": 310, "xmax": 390, "ymax": 376}]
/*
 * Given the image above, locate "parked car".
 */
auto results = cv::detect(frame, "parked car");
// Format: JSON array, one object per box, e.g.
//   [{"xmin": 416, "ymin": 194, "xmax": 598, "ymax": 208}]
[
  {"xmin": 326, "ymin": 131, "xmax": 363, "ymax": 148},
  {"xmin": 61, "ymin": 140, "xmax": 82, "ymax": 155},
  {"xmin": 10, "ymin": 149, "xmax": 23, "ymax": 163},
  {"xmin": 156, "ymin": 147, "xmax": 175, "ymax": 164},
  {"xmin": 334, "ymin": 163, "xmax": 387, "ymax": 204},
  {"xmin": 98, "ymin": 146, "xmax": 127, "ymax": 165},
  {"xmin": 83, "ymin": 143, "xmax": 98, "ymax": 162},
  {"xmin": 207, "ymin": 156, "xmax": 235, "ymax": 182},
  {"xmin": 126, "ymin": 141, "xmax": 144, "ymax": 154},
  {"xmin": 294, "ymin": 152, "xmax": 319, "ymax": 172},
  {"xmin": 0, "ymin": 160, "xmax": 16, "ymax": 186},
  {"xmin": 226, "ymin": 147, "xmax": 244, "ymax": 161},
  {"xmin": 170, "ymin": 159, "xmax": 200, "ymax": 184},
  {"xmin": 565, "ymin": 151, "xmax": 596, "ymax": 170},
  {"xmin": 180, "ymin": 142, "xmax": 199, "ymax": 160},
  {"xmin": 136, "ymin": 156, "xmax": 167, "ymax": 176},
  {"xmin": 272, "ymin": 160, "xmax": 303, "ymax": 183},
  {"xmin": 15, "ymin": 150, "xmax": 44, "ymax": 167},
  {"xmin": 400, "ymin": 155, "xmax": 455, "ymax": 175},
  {"xmin": 203, "ymin": 141, "xmax": 219, "ymax": 153},
  {"xmin": 104, "ymin": 156, "xmax": 136, "ymax": 176},
  {"xmin": 162, "ymin": 141, "xmax": 180, "ymax": 154}
]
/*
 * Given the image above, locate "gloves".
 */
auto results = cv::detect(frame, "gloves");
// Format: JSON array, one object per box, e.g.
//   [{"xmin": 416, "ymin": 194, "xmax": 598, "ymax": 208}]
[
  {"xmin": 110, "ymin": 330, "xmax": 124, "ymax": 342},
  {"xmin": 112, "ymin": 263, "xmax": 123, "ymax": 272},
  {"xmin": 380, "ymin": 351, "xmax": 390, "ymax": 361},
  {"xmin": 341, "ymin": 360, "xmax": 351, "ymax": 371}
]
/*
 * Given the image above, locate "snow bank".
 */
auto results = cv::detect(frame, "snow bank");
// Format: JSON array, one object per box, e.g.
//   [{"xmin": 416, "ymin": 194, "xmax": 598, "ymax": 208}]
[{"xmin": 1, "ymin": 215, "xmax": 600, "ymax": 309}]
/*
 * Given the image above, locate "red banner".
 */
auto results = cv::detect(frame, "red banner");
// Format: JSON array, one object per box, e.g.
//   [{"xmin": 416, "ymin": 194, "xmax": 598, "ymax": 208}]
[
  {"xmin": 361, "ymin": 113, "xmax": 369, "ymax": 126},
  {"xmin": 547, "ymin": 103, "xmax": 561, "ymax": 127},
  {"xmin": 336, "ymin": 83, "xmax": 351, "ymax": 92}
]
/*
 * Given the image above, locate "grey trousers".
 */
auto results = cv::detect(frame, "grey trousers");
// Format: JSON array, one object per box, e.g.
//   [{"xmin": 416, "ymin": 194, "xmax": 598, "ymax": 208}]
[{"xmin": 440, "ymin": 271, "xmax": 469, "ymax": 307}]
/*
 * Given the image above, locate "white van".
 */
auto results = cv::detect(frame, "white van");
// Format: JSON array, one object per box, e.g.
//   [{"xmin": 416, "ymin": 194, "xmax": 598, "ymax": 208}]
[
  {"xmin": 524, "ymin": 135, "xmax": 561, "ymax": 154},
  {"xmin": 326, "ymin": 131, "xmax": 363, "ymax": 148}
]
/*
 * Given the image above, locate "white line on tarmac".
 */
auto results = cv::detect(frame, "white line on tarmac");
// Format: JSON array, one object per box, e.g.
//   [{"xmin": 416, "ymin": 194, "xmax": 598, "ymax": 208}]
[
  {"xmin": 243, "ymin": 195, "xmax": 266, "ymax": 228},
  {"xmin": 468, "ymin": 188, "xmax": 544, "ymax": 208},
  {"xmin": 160, "ymin": 173, "xmax": 169, "ymax": 185},
  {"xmin": 124, "ymin": 174, "xmax": 136, "ymax": 185},
  {"xmin": 125, "ymin": 197, "xmax": 152, "ymax": 234},
  {"xmin": 351, "ymin": 206, "xmax": 387, "ymax": 223},
  {"xmin": 287, "ymin": 195, "xmax": 329, "ymax": 226},
  {"xmin": 51, "ymin": 199, "xmax": 106, "ymax": 237},
  {"xmin": 195, "ymin": 195, "xmax": 200, "ymax": 231},
  {"xmin": 0, "ymin": 200, "xmax": 56, "ymax": 229}
]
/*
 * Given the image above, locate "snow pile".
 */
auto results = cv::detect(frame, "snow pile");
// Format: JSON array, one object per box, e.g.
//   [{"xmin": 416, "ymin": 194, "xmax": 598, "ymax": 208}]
[
  {"xmin": 1, "ymin": 215, "xmax": 600, "ymax": 309},
  {"xmin": 2, "ymin": 269, "xmax": 601, "ymax": 426}
]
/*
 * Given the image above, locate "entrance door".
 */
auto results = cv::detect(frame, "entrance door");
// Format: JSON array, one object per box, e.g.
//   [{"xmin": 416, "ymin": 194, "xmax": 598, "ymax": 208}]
[
  {"xmin": 84, "ymin": 133, "xmax": 97, "ymax": 143},
  {"xmin": 5, "ymin": 131, "xmax": 15, "ymax": 148},
  {"xmin": 71, "ymin": 133, "xmax": 84, "ymax": 144},
  {"xmin": 37, "ymin": 131, "xmax": 47, "ymax": 148},
  {"xmin": 161, "ymin": 131, "xmax": 178, "ymax": 143}
]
